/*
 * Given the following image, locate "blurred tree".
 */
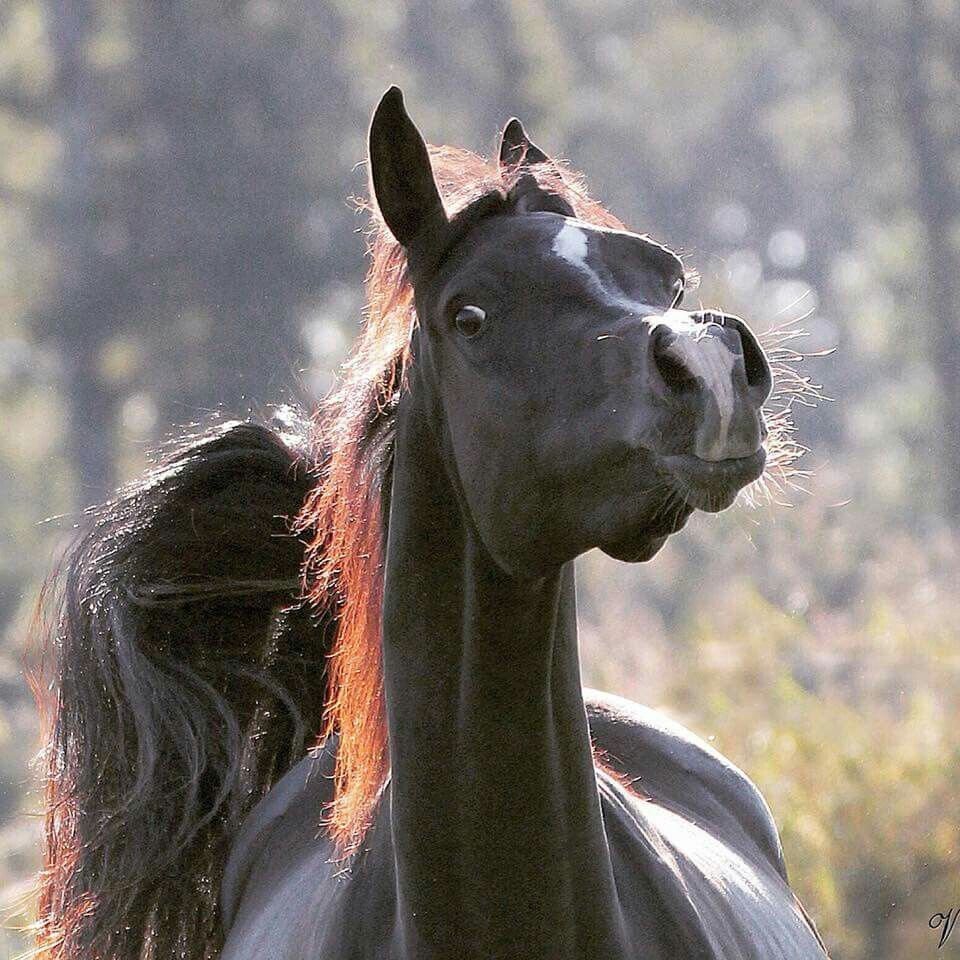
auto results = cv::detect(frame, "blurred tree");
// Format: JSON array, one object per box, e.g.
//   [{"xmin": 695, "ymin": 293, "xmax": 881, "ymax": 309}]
[
  {"xmin": 800, "ymin": 0, "xmax": 960, "ymax": 517},
  {"xmin": 898, "ymin": 0, "xmax": 960, "ymax": 518},
  {"xmin": 37, "ymin": 0, "xmax": 363, "ymax": 503},
  {"xmin": 120, "ymin": 0, "xmax": 357, "ymax": 418},
  {"xmin": 44, "ymin": 0, "xmax": 117, "ymax": 500},
  {"xmin": 402, "ymin": 0, "xmax": 533, "ymax": 141}
]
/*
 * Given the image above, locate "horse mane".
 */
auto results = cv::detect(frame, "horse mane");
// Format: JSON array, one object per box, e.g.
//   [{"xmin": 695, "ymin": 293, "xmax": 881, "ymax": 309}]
[
  {"xmin": 297, "ymin": 144, "xmax": 628, "ymax": 854},
  {"xmin": 32, "ymin": 417, "xmax": 330, "ymax": 960}
]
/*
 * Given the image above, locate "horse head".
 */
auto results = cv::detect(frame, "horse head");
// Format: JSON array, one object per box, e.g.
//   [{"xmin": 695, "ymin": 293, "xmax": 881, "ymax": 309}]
[{"xmin": 369, "ymin": 87, "xmax": 772, "ymax": 578}]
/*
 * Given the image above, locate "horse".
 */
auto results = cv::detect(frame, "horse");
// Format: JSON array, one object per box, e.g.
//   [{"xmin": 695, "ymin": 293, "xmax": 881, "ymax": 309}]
[{"xmin": 34, "ymin": 87, "xmax": 828, "ymax": 960}]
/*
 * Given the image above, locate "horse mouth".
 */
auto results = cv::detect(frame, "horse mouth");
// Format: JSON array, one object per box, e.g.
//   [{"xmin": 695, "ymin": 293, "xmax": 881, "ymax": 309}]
[
  {"xmin": 660, "ymin": 449, "xmax": 766, "ymax": 512},
  {"xmin": 600, "ymin": 448, "xmax": 765, "ymax": 562}
]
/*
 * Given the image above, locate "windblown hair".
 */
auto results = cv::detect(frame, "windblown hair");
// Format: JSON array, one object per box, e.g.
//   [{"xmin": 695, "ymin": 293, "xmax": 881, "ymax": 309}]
[{"xmin": 34, "ymin": 419, "xmax": 335, "ymax": 960}]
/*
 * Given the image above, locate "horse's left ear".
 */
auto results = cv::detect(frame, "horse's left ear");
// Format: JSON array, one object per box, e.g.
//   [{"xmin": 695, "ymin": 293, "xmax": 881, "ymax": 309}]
[
  {"xmin": 499, "ymin": 117, "xmax": 551, "ymax": 169},
  {"xmin": 369, "ymin": 86, "xmax": 447, "ymax": 248}
]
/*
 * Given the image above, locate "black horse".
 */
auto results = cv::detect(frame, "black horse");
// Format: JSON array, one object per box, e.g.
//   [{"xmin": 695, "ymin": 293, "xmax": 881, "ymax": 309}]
[{"xmin": 36, "ymin": 88, "xmax": 827, "ymax": 960}]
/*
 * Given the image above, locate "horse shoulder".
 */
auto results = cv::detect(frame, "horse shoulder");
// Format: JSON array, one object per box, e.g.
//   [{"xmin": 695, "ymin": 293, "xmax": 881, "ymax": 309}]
[
  {"xmin": 220, "ymin": 739, "xmax": 401, "ymax": 960},
  {"xmin": 220, "ymin": 741, "xmax": 336, "ymax": 930},
  {"xmin": 585, "ymin": 688, "xmax": 787, "ymax": 881}
]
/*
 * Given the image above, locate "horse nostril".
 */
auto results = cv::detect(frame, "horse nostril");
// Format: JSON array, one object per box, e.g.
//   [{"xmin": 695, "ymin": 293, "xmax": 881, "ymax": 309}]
[
  {"xmin": 728, "ymin": 319, "xmax": 772, "ymax": 396},
  {"xmin": 650, "ymin": 329, "xmax": 698, "ymax": 394},
  {"xmin": 741, "ymin": 331, "xmax": 767, "ymax": 390}
]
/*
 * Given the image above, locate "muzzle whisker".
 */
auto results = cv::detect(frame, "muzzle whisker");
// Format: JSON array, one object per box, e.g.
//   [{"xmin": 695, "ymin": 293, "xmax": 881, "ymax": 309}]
[
  {"xmin": 766, "ymin": 288, "xmax": 816, "ymax": 322},
  {"xmin": 648, "ymin": 487, "xmax": 680, "ymax": 526}
]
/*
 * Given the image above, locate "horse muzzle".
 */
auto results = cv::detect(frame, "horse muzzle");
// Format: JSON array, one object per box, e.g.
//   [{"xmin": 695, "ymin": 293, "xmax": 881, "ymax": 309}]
[{"xmin": 645, "ymin": 309, "xmax": 771, "ymax": 509}]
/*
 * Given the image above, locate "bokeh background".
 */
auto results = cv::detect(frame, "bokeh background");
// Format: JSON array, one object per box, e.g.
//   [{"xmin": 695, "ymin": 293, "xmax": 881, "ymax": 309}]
[{"xmin": 1, "ymin": 1, "xmax": 958, "ymax": 957}]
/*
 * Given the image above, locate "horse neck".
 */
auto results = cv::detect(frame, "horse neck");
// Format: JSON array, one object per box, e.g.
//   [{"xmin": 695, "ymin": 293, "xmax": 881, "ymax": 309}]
[{"xmin": 379, "ymin": 391, "xmax": 627, "ymax": 959}]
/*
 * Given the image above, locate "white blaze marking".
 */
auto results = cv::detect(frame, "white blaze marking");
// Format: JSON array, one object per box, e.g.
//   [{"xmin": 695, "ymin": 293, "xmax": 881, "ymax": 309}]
[
  {"xmin": 551, "ymin": 221, "xmax": 589, "ymax": 270},
  {"xmin": 550, "ymin": 223, "xmax": 739, "ymax": 459},
  {"xmin": 551, "ymin": 220, "xmax": 659, "ymax": 315}
]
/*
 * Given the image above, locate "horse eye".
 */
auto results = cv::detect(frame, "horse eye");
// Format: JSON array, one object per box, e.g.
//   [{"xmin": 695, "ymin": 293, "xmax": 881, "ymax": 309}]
[{"xmin": 454, "ymin": 305, "xmax": 487, "ymax": 339}]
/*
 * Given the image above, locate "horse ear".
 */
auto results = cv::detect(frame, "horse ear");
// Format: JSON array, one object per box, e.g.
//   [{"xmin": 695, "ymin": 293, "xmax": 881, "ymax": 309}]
[
  {"xmin": 499, "ymin": 117, "xmax": 551, "ymax": 169},
  {"xmin": 369, "ymin": 86, "xmax": 447, "ymax": 248}
]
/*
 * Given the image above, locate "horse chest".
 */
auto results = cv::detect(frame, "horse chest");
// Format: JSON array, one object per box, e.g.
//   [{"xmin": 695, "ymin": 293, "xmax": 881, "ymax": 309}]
[{"xmin": 221, "ymin": 760, "xmax": 824, "ymax": 960}]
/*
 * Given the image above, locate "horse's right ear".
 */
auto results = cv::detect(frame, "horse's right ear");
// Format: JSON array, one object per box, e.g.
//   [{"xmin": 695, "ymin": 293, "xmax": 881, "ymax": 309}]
[
  {"xmin": 369, "ymin": 86, "xmax": 447, "ymax": 248},
  {"xmin": 499, "ymin": 117, "xmax": 551, "ymax": 170}
]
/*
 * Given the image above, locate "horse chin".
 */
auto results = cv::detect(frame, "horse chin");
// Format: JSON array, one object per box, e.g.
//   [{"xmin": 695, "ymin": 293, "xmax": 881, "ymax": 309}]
[
  {"xmin": 600, "ymin": 504, "xmax": 695, "ymax": 562},
  {"xmin": 659, "ymin": 450, "xmax": 766, "ymax": 513},
  {"xmin": 601, "ymin": 534, "xmax": 669, "ymax": 563}
]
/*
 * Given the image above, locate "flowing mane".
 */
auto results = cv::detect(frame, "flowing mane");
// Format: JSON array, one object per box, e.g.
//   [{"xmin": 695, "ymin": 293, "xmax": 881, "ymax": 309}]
[{"xmin": 297, "ymin": 144, "xmax": 630, "ymax": 853}]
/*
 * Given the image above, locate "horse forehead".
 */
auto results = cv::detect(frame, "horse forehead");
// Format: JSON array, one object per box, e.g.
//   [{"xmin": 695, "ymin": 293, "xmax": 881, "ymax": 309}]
[
  {"xmin": 445, "ymin": 214, "xmax": 677, "ymax": 309},
  {"xmin": 551, "ymin": 218, "xmax": 676, "ymax": 282},
  {"xmin": 553, "ymin": 215, "xmax": 667, "ymax": 254},
  {"xmin": 539, "ymin": 217, "xmax": 677, "ymax": 313}
]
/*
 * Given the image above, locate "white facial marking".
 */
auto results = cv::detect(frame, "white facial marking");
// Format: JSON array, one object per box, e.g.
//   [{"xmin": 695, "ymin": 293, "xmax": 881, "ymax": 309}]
[
  {"xmin": 551, "ymin": 219, "xmax": 660, "ymax": 315},
  {"xmin": 549, "ymin": 222, "xmax": 744, "ymax": 460},
  {"xmin": 551, "ymin": 221, "xmax": 589, "ymax": 270}
]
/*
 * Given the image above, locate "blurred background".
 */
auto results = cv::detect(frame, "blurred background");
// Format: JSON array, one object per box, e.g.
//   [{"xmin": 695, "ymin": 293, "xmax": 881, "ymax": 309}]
[{"xmin": 0, "ymin": 1, "xmax": 957, "ymax": 957}]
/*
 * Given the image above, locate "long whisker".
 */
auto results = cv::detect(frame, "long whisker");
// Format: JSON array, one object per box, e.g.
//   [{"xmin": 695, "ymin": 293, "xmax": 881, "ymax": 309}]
[
  {"xmin": 766, "ymin": 287, "xmax": 815, "ymax": 322},
  {"xmin": 666, "ymin": 493, "xmax": 689, "ymax": 531}
]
